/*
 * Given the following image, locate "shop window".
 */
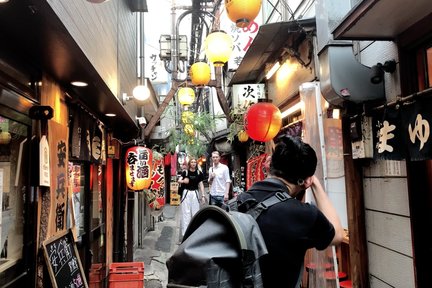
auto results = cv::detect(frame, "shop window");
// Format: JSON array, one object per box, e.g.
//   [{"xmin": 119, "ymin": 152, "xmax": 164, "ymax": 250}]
[
  {"xmin": 0, "ymin": 116, "xmax": 28, "ymax": 272},
  {"xmin": 69, "ymin": 162, "xmax": 86, "ymax": 241},
  {"xmin": 90, "ymin": 164, "xmax": 104, "ymax": 230}
]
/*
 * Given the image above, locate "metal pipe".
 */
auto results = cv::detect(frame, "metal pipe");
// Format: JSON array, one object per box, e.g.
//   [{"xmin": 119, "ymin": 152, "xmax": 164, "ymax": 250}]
[{"xmin": 139, "ymin": 12, "xmax": 145, "ymax": 85}]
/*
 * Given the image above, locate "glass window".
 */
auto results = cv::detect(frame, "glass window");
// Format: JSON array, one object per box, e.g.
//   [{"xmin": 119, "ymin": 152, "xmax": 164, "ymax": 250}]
[
  {"xmin": 69, "ymin": 162, "xmax": 86, "ymax": 241},
  {"xmin": 0, "ymin": 116, "xmax": 28, "ymax": 271},
  {"xmin": 90, "ymin": 164, "xmax": 103, "ymax": 230}
]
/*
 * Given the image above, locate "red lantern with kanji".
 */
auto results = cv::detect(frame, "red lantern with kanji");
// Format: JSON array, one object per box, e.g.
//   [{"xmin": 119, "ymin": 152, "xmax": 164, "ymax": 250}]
[
  {"xmin": 125, "ymin": 146, "xmax": 153, "ymax": 191},
  {"xmin": 244, "ymin": 102, "xmax": 282, "ymax": 142}
]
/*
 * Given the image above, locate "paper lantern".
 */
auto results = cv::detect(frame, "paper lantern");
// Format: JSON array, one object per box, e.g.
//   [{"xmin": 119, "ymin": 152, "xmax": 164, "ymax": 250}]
[
  {"xmin": 178, "ymin": 87, "xmax": 195, "ymax": 106},
  {"xmin": 244, "ymin": 102, "xmax": 282, "ymax": 142},
  {"xmin": 190, "ymin": 62, "xmax": 211, "ymax": 86},
  {"xmin": 184, "ymin": 124, "xmax": 195, "ymax": 136},
  {"xmin": 0, "ymin": 130, "xmax": 11, "ymax": 145},
  {"xmin": 237, "ymin": 130, "xmax": 249, "ymax": 142},
  {"xmin": 204, "ymin": 31, "xmax": 233, "ymax": 67},
  {"xmin": 225, "ymin": 0, "xmax": 262, "ymax": 28},
  {"xmin": 181, "ymin": 111, "xmax": 195, "ymax": 124},
  {"xmin": 125, "ymin": 146, "xmax": 153, "ymax": 191}
]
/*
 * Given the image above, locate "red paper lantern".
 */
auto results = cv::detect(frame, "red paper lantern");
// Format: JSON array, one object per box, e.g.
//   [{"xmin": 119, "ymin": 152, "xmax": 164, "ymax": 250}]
[
  {"xmin": 125, "ymin": 146, "xmax": 153, "ymax": 191},
  {"xmin": 244, "ymin": 102, "xmax": 282, "ymax": 142}
]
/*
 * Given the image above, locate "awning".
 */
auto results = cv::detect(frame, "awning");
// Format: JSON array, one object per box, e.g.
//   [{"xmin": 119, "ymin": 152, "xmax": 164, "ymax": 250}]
[
  {"xmin": 333, "ymin": 0, "xmax": 432, "ymax": 40},
  {"xmin": 0, "ymin": 0, "xmax": 143, "ymax": 140},
  {"xmin": 229, "ymin": 18, "xmax": 316, "ymax": 86}
]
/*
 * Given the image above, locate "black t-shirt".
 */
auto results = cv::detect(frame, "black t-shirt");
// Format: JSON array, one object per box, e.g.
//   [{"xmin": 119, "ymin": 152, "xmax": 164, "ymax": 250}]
[
  {"xmin": 181, "ymin": 169, "xmax": 204, "ymax": 190},
  {"xmin": 244, "ymin": 179, "xmax": 335, "ymax": 287}
]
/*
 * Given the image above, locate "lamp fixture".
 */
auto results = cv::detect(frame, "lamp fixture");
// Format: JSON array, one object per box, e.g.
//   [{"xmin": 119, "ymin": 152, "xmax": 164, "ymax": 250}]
[
  {"xmin": 266, "ymin": 61, "xmax": 281, "ymax": 80},
  {"xmin": 280, "ymin": 101, "xmax": 304, "ymax": 119},
  {"xmin": 370, "ymin": 60, "xmax": 396, "ymax": 84},
  {"xmin": 204, "ymin": 30, "xmax": 233, "ymax": 67},
  {"xmin": 71, "ymin": 81, "xmax": 88, "ymax": 87}
]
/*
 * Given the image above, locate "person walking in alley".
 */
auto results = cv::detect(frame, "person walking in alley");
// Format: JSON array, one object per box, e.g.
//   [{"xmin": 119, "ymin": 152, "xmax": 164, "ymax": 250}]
[
  {"xmin": 208, "ymin": 150, "xmax": 231, "ymax": 207},
  {"xmin": 239, "ymin": 135, "xmax": 344, "ymax": 287},
  {"xmin": 178, "ymin": 158, "xmax": 205, "ymax": 237}
]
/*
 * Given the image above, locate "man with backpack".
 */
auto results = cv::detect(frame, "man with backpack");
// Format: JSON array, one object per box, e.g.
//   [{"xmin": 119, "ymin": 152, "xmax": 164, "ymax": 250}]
[
  {"xmin": 166, "ymin": 136, "xmax": 343, "ymax": 288},
  {"xmin": 241, "ymin": 135, "xmax": 344, "ymax": 287}
]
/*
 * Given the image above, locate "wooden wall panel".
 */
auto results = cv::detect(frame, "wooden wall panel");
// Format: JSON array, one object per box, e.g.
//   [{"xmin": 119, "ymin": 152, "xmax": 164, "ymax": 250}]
[
  {"xmin": 367, "ymin": 243, "xmax": 415, "ymax": 288},
  {"xmin": 363, "ymin": 160, "xmax": 407, "ymax": 177},
  {"xmin": 370, "ymin": 276, "xmax": 395, "ymax": 288},
  {"xmin": 365, "ymin": 210, "xmax": 412, "ymax": 256},
  {"xmin": 363, "ymin": 177, "xmax": 410, "ymax": 216}
]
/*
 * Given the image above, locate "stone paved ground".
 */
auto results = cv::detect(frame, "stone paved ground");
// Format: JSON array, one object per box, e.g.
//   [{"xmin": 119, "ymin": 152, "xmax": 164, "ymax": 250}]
[{"xmin": 134, "ymin": 204, "xmax": 181, "ymax": 288}]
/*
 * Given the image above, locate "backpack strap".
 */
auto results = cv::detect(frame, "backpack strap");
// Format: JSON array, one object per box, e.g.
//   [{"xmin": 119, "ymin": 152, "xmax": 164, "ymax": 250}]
[
  {"xmin": 225, "ymin": 177, "xmax": 292, "ymax": 217},
  {"xmin": 247, "ymin": 191, "xmax": 291, "ymax": 220}
]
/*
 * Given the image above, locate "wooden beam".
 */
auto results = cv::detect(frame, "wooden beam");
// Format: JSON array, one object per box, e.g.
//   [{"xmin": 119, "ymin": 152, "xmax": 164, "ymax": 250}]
[
  {"xmin": 144, "ymin": 81, "xmax": 179, "ymax": 137},
  {"xmin": 342, "ymin": 117, "xmax": 369, "ymax": 288},
  {"xmin": 215, "ymin": 67, "xmax": 233, "ymax": 123}
]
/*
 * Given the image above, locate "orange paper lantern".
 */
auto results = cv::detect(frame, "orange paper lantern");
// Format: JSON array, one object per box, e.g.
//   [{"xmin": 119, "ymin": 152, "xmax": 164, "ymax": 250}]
[
  {"xmin": 225, "ymin": 0, "xmax": 262, "ymax": 28},
  {"xmin": 237, "ymin": 130, "xmax": 249, "ymax": 142},
  {"xmin": 244, "ymin": 102, "xmax": 282, "ymax": 142},
  {"xmin": 190, "ymin": 62, "xmax": 211, "ymax": 86},
  {"xmin": 125, "ymin": 146, "xmax": 153, "ymax": 191}
]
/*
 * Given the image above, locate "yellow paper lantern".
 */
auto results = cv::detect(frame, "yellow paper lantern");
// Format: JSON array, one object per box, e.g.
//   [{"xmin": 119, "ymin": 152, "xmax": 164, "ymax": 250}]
[
  {"xmin": 125, "ymin": 146, "xmax": 153, "ymax": 191},
  {"xmin": 181, "ymin": 111, "xmax": 195, "ymax": 124},
  {"xmin": 225, "ymin": 0, "xmax": 262, "ymax": 28},
  {"xmin": 190, "ymin": 62, "xmax": 211, "ymax": 86},
  {"xmin": 178, "ymin": 87, "xmax": 195, "ymax": 106},
  {"xmin": 204, "ymin": 31, "xmax": 233, "ymax": 67},
  {"xmin": 237, "ymin": 130, "xmax": 249, "ymax": 142},
  {"xmin": 184, "ymin": 124, "xmax": 195, "ymax": 136}
]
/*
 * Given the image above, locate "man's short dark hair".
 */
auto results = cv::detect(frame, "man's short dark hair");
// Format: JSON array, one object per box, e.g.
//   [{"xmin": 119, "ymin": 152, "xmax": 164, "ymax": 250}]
[{"xmin": 270, "ymin": 135, "xmax": 317, "ymax": 184}]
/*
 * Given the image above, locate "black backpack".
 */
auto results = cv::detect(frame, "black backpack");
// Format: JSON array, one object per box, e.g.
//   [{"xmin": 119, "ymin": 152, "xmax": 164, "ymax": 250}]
[{"xmin": 166, "ymin": 181, "xmax": 292, "ymax": 288}]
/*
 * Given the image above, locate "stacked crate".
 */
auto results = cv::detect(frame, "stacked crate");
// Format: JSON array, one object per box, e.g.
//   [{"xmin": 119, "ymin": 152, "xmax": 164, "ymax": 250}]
[{"xmin": 108, "ymin": 262, "xmax": 144, "ymax": 288}]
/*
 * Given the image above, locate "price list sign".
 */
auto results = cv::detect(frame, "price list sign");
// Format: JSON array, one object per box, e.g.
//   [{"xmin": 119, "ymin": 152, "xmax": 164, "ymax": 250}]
[{"xmin": 43, "ymin": 229, "xmax": 88, "ymax": 288}]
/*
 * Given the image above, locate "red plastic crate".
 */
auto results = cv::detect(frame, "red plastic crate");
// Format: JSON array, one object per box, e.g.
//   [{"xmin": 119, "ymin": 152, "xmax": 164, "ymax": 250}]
[
  {"xmin": 109, "ymin": 262, "xmax": 144, "ymax": 273},
  {"xmin": 108, "ymin": 272, "xmax": 144, "ymax": 288}
]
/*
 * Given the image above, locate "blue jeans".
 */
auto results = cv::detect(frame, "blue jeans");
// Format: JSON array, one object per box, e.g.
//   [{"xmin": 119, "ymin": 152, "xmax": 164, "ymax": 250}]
[{"xmin": 209, "ymin": 195, "xmax": 224, "ymax": 207}]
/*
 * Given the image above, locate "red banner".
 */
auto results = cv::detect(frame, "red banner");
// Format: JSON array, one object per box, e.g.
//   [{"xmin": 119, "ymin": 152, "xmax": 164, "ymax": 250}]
[
  {"xmin": 246, "ymin": 153, "xmax": 267, "ymax": 189},
  {"xmin": 148, "ymin": 152, "xmax": 165, "ymax": 210}
]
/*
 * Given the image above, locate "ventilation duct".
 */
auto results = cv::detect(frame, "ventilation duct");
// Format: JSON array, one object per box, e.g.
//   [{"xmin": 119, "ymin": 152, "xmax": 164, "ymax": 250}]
[{"xmin": 319, "ymin": 44, "xmax": 384, "ymax": 107}]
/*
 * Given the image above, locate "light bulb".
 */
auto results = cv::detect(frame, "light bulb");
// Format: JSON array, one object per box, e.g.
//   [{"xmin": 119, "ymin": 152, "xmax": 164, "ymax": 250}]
[{"xmin": 133, "ymin": 84, "xmax": 150, "ymax": 101}]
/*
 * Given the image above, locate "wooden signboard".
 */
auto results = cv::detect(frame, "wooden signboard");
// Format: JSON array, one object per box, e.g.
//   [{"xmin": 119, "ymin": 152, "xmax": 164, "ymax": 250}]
[{"xmin": 42, "ymin": 229, "xmax": 88, "ymax": 288}]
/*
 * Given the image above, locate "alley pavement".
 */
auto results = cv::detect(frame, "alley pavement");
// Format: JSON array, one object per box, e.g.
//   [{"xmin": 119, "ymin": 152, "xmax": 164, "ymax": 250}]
[{"xmin": 134, "ymin": 204, "xmax": 181, "ymax": 288}]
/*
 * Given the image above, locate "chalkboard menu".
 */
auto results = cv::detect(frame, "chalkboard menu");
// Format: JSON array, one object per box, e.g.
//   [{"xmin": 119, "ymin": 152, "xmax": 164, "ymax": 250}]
[{"xmin": 43, "ymin": 229, "xmax": 88, "ymax": 288}]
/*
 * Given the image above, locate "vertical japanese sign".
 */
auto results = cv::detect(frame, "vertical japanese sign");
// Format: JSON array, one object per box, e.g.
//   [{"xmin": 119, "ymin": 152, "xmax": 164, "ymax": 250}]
[
  {"xmin": 48, "ymin": 121, "xmax": 68, "ymax": 234},
  {"xmin": 374, "ymin": 107, "xmax": 405, "ymax": 160},
  {"xmin": 220, "ymin": 4, "xmax": 262, "ymax": 70},
  {"xmin": 401, "ymin": 99, "xmax": 432, "ymax": 160},
  {"xmin": 373, "ymin": 97, "xmax": 432, "ymax": 161},
  {"xmin": 148, "ymin": 152, "xmax": 165, "ymax": 210}
]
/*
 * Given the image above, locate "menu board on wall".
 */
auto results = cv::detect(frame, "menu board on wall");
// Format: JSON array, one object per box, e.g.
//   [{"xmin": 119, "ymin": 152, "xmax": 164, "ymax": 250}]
[{"xmin": 42, "ymin": 229, "xmax": 88, "ymax": 288}]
